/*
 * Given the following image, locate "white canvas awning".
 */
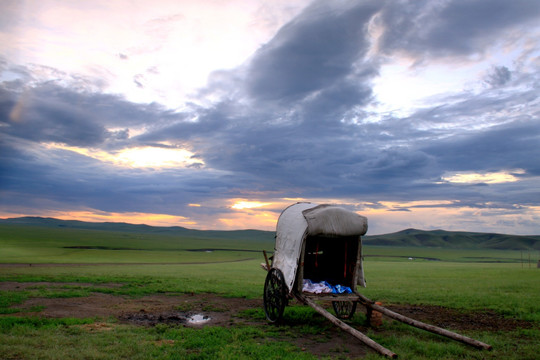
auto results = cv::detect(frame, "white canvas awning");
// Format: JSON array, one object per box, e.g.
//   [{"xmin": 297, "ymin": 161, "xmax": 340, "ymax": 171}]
[{"xmin": 272, "ymin": 203, "xmax": 368, "ymax": 292}]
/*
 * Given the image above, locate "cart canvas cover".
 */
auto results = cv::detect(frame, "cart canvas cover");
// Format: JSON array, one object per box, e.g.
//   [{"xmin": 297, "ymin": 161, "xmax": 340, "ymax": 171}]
[{"xmin": 273, "ymin": 203, "xmax": 368, "ymax": 291}]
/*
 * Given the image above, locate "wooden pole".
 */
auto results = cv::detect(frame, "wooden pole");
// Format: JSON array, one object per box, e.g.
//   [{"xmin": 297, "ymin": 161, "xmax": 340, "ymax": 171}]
[
  {"xmin": 356, "ymin": 293, "xmax": 492, "ymax": 351},
  {"xmin": 263, "ymin": 250, "xmax": 270, "ymax": 272},
  {"xmin": 298, "ymin": 295, "xmax": 397, "ymax": 358},
  {"xmin": 261, "ymin": 250, "xmax": 270, "ymax": 271}
]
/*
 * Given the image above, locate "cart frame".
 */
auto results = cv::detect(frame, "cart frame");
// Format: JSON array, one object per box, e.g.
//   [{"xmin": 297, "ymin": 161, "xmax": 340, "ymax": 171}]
[{"xmin": 262, "ymin": 203, "xmax": 491, "ymax": 358}]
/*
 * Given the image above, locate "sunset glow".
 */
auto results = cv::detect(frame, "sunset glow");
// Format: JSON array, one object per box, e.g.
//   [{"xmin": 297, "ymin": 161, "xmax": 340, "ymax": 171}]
[
  {"xmin": 231, "ymin": 201, "xmax": 272, "ymax": 210},
  {"xmin": 442, "ymin": 170, "xmax": 524, "ymax": 184},
  {"xmin": 116, "ymin": 147, "xmax": 202, "ymax": 168},
  {"xmin": 46, "ymin": 143, "xmax": 202, "ymax": 169},
  {"xmin": 218, "ymin": 210, "xmax": 278, "ymax": 230}
]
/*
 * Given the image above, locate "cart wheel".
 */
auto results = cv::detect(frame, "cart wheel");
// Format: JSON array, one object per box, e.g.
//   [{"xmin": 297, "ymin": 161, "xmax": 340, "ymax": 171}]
[
  {"xmin": 332, "ymin": 301, "xmax": 357, "ymax": 319},
  {"xmin": 263, "ymin": 268, "xmax": 287, "ymax": 323}
]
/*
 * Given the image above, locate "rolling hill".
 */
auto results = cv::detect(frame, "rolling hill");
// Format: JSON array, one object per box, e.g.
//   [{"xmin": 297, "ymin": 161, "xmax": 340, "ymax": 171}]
[
  {"xmin": 1, "ymin": 217, "xmax": 539, "ymax": 250},
  {"xmin": 363, "ymin": 228, "xmax": 540, "ymax": 250},
  {"xmin": 0, "ymin": 216, "xmax": 274, "ymax": 243}
]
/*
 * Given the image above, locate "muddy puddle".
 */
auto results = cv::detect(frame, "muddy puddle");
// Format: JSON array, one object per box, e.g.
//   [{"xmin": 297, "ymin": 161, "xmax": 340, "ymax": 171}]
[{"xmin": 120, "ymin": 311, "xmax": 211, "ymax": 326}]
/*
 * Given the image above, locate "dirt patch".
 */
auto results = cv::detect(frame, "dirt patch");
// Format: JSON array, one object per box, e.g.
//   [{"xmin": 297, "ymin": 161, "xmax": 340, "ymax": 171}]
[
  {"xmin": 11, "ymin": 291, "xmax": 261, "ymax": 328},
  {"xmin": 3, "ymin": 282, "xmax": 536, "ymax": 359}
]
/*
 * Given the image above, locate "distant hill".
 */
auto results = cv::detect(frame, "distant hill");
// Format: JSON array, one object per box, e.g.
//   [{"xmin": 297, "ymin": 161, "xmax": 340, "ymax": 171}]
[
  {"xmin": 0, "ymin": 216, "xmax": 274, "ymax": 243},
  {"xmin": 1, "ymin": 217, "xmax": 539, "ymax": 250},
  {"xmin": 363, "ymin": 228, "xmax": 540, "ymax": 250}
]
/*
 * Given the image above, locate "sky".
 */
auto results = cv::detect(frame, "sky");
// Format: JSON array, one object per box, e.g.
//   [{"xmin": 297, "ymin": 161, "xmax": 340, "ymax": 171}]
[{"xmin": 1, "ymin": 0, "xmax": 539, "ymax": 235}]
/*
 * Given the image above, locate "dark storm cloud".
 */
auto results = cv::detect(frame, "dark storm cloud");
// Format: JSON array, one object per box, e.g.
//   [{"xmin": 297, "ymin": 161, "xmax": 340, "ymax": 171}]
[
  {"xmin": 245, "ymin": 0, "xmax": 381, "ymax": 103},
  {"xmin": 0, "ymin": 80, "xmax": 184, "ymax": 148},
  {"xmin": 377, "ymin": 0, "xmax": 540, "ymax": 60},
  {"xmin": 422, "ymin": 118, "xmax": 540, "ymax": 176},
  {"xmin": 2, "ymin": 88, "xmax": 108, "ymax": 147}
]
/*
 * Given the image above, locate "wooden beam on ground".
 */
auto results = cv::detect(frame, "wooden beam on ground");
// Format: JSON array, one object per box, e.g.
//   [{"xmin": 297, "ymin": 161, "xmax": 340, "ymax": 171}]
[
  {"xmin": 356, "ymin": 293, "xmax": 492, "ymax": 351},
  {"xmin": 298, "ymin": 294, "xmax": 397, "ymax": 358}
]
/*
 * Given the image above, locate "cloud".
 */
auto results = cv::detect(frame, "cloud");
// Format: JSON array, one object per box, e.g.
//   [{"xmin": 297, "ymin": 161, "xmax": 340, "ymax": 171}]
[
  {"xmin": 245, "ymin": 0, "xmax": 381, "ymax": 103},
  {"xmin": 377, "ymin": 0, "xmax": 540, "ymax": 61},
  {"xmin": 484, "ymin": 66, "xmax": 512, "ymax": 88},
  {"xmin": 423, "ymin": 117, "xmax": 540, "ymax": 177},
  {"xmin": 0, "ymin": 79, "xmax": 186, "ymax": 148},
  {"xmin": 133, "ymin": 74, "xmax": 145, "ymax": 88}
]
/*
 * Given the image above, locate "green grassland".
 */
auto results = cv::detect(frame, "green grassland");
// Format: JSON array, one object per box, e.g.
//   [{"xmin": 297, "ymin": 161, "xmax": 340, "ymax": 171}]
[
  {"xmin": 0, "ymin": 223, "xmax": 270, "ymax": 264},
  {"xmin": 363, "ymin": 245, "xmax": 533, "ymax": 263},
  {"xmin": 1, "ymin": 222, "xmax": 539, "ymax": 359}
]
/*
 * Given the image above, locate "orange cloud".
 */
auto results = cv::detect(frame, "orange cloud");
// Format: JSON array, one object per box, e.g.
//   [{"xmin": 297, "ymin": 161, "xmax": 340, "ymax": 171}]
[{"xmin": 218, "ymin": 210, "xmax": 278, "ymax": 231}]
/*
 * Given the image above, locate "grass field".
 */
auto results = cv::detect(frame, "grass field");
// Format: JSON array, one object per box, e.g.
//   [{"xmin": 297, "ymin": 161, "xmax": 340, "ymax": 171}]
[{"xmin": 1, "ymin": 224, "xmax": 539, "ymax": 359}]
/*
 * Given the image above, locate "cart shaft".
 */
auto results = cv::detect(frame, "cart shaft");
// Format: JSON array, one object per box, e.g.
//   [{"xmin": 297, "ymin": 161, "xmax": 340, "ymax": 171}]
[
  {"xmin": 296, "ymin": 294, "xmax": 397, "ymax": 358},
  {"xmin": 356, "ymin": 293, "xmax": 492, "ymax": 351}
]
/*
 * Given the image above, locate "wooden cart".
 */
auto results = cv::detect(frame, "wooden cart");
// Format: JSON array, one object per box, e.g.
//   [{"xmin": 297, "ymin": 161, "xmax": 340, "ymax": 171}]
[{"xmin": 262, "ymin": 203, "xmax": 491, "ymax": 358}]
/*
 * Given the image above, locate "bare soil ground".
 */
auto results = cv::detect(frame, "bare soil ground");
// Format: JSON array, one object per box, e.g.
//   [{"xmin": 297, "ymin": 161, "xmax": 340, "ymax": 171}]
[{"xmin": 1, "ymin": 282, "xmax": 533, "ymax": 359}]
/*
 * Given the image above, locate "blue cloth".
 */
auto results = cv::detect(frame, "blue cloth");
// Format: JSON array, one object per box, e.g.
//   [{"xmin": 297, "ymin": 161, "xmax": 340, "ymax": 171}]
[
  {"xmin": 334, "ymin": 284, "xmax": 352, "ymax": 294},
  {"xmin": 322, "ymin": 281, "xmax": 352, "ymax": 294}
]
